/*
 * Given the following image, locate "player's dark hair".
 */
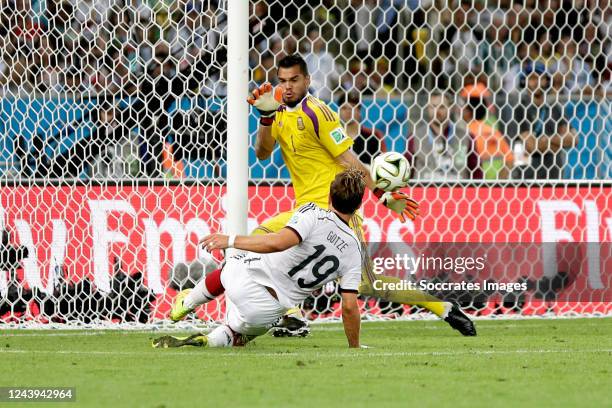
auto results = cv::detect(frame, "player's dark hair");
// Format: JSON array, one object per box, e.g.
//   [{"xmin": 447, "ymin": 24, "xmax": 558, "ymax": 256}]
[
  {"xmin": 277, "ymin": 54, "xmax": 309, "ymax": 76},
  {"xmin": 330, "ymin": 168, "xmax": 366, "ymax": 215}
]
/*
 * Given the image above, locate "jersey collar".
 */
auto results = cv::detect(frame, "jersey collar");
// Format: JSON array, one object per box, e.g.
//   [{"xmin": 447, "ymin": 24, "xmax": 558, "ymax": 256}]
[
  {"xmin": 284, "ymin": 93, "xmax": 310, "ymax": 112},
  {"xmin": 330, "ymin": 209, "xmax": 351, "ymax": 226}
]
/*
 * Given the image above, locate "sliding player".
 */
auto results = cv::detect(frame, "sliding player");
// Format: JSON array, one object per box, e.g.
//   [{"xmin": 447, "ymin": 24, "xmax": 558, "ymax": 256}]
[
  {"xmin": 247, "ymin": 54, "xmax": 475, "ymax": 336},
  {"xmin": 153, "ymin": 170, "xmax": 365, "ymax": 348}
]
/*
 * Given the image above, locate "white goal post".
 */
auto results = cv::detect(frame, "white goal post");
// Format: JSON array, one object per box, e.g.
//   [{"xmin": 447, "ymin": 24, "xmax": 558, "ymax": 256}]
[{"xmin": 226, "ymin": 0, "xmax": 250, "ymax": 238}]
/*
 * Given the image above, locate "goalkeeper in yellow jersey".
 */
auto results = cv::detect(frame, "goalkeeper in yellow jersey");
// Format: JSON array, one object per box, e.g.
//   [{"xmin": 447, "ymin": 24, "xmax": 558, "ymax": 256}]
[{"xmin": 246, "ymin": 54, "xmax": 475, "ymax": 337}]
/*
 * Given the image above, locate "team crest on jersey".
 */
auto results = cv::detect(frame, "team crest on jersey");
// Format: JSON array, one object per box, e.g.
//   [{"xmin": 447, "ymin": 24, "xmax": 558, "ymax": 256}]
[
  {"xmin": 330, "ymin": 127, "xmax": 347, "ymax": 144},
  {"xmin": 278, "ymin": 121, "xmax": 283, "ymax": 128},
  {"xmin": 297, "ymin": 117, "xmax": 305, "ymax": 130}
]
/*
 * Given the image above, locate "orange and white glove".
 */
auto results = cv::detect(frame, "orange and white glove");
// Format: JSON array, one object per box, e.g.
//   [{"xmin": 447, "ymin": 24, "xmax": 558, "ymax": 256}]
[
  {"xmin": 374, "ymin": 189, "xmax": 420, "ymax": 222},
  {"xmin": 247, "ymin": 83, "xmax": 283, "ymax": 125}
]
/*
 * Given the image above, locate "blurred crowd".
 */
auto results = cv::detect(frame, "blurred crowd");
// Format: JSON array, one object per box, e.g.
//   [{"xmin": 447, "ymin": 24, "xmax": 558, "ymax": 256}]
[
  {"xmin": 0, "ymin": 0, "xmax": 610, "ymax": 180},
  {"xmin": 0, "ymin": 0, "xmax": 226, "ymax": 95},
  {"xmin": 250, "ymin": 0, "xmax": 610, "ymax": 180},
  {"xmin": 1, "ymin": 0, "xmax": 227, "ymax": 178},
  {"xmin": 250, "ymin": 0, "xmax": 611, "ymax": 97}
]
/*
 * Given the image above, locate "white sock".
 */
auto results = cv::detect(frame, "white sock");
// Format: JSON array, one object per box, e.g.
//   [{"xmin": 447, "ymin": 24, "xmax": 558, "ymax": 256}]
[
  {"xmin": 440, "ymin": 302, "xmax": 454, "ymax": 319},
  {"xmin": 184, "ymin": 279, "xmax": 215, "ymax": 309},
  {"xmin": 207, "ymin": 325, "xmax": 234, "ymax": 347}
]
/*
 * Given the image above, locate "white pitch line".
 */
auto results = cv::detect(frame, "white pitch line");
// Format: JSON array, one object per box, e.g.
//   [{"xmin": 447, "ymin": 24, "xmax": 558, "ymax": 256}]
[
  {"xmin": 312, "ymin": 322, "xmax": 612, "ymax": 332},
  {"xmin": 0, "ymin": 348, "xmax": 609, "ymax": 358},
  {"xmin": 3, "ymin": 320, "xmax": 610, "ymax": 336},
  {"xmin": 1, "ymin": 332, "xmax": 106, "ymax": 338}
]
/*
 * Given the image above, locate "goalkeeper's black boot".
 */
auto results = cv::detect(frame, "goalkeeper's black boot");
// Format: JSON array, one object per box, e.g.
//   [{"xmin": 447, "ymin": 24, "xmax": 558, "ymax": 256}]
[
  {"xmin": 270, "ymin": 315, "xmax": 311, "ymax": 337},
  {"xmin": 444, "ymin": 304, "xmax": 476, "ymax": 336},
  {"xmin": 152, "ymin": 333, "xmax": 208, "ymax": 348}
]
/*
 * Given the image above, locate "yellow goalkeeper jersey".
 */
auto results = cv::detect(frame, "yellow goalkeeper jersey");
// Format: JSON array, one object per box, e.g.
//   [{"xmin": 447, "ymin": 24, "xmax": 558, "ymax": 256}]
[{"xmin": 271, "ymin": 95, "xmax": 353, "ymax": 207}]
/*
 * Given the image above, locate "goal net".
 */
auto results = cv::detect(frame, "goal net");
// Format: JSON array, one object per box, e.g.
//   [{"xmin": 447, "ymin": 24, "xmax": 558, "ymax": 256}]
[{"xmin": 0, "ymin": 0, "xmax": 610, "ymax": 327}]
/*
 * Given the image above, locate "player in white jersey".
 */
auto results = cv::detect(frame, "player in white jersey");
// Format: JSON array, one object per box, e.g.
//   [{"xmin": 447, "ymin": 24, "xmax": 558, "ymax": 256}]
[
  {"xmin": 249, "ymin": 202, "xmax": 361, "ymax": 307},
  {"xmin": 152, "ymin": 169, "xmax": 365, "ymax": 348}
]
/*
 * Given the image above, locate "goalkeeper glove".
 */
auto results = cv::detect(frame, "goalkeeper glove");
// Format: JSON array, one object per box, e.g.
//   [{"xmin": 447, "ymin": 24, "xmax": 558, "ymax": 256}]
[
  {"xmin": 247, "ymin": 83, "xmax": 282, "ymax": 126},
  {"xmin": 374, "ymin": 189, "xmax": 420, "ymax": 222}
]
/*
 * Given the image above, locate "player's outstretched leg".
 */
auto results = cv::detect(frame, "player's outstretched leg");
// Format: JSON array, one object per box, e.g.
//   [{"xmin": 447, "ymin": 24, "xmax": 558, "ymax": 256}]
[
  {"xmin": 444, "ymin": 304, "xmax": 476, "ymax": 336},
  {"xmin": 152, "ymin": 325, "xmax": 255, "ymax": 348},
  {"xmin": 169, "ymin": 289, "xmax": 194, "ymax": 322},
  {"xmin": 152, "ymin": 333, "xmax": 208, "ymax": 348},
  {"xmin": 358, "ymin": 275, "xmax": 477, "ymax": 336},
  {"xmin": 168, "ymin": 268, "xmax": 225, "ymax": 322},
  {"xmin": 350, "ymin": 214, "xmax": 476, "ymax": 336}
]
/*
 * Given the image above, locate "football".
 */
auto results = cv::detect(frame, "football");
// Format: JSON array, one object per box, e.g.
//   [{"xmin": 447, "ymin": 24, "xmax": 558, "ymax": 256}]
[{"xmin": 370, "ymin": 152, "xmax": 411, "ymax": 191}]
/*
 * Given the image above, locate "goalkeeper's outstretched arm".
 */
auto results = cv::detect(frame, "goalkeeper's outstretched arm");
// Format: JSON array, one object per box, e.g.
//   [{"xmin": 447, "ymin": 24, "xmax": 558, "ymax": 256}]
[
  {"xmin": 336, "ymin": 149, "xmax": 419, "ymax": 222},
  {"xmin": 336, "ymin": 149, "xmax": 377, "ymax": 190},
  {"xmin": 255, "ymin": 125, "xmax": 275, "ymax": 160}
]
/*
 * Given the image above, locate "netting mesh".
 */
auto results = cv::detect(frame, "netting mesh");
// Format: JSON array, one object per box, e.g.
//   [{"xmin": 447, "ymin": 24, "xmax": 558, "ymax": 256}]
[{"xmin": 0, "ymin": 0, "xmax": 610, "ymax": 327}]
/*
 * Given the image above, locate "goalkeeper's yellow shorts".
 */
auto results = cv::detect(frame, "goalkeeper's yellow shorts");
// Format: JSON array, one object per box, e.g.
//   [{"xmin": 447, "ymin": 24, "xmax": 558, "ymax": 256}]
[
  {"xmin": 251, "ymin": 210, "xmax": 294, "ymax": 235},
  {"xmin": 251, "ymin": 208, "xmax": 364, "ymax": 236}
]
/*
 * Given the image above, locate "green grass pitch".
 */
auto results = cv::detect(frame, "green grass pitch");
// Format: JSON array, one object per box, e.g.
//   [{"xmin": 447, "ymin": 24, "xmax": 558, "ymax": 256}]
[{"xmin": 1, "ymin": 318, "xmax": 610, "ymax": 408}]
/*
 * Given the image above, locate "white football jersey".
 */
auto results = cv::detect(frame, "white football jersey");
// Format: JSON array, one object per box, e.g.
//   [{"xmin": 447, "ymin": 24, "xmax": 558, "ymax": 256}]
[{"xmin": 246, "ymin": 203, "xmax": 363, "ymax": 308}]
